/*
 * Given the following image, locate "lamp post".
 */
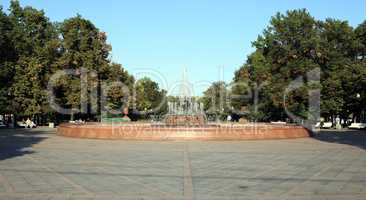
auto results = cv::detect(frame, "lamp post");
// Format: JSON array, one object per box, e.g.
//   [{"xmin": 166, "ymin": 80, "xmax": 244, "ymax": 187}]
[
  {"xmin": 356, "ymin": 93, "xmax": 362, "ymax": 123},
  {"xmin": 357, "ymin": 93, "xmax": 366, "ymax": 123}
]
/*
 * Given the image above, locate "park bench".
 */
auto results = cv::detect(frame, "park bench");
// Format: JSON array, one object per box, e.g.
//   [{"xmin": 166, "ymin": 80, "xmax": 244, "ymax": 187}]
[
  {"xmin": 321, "ymin": 122, "xmax": 333, "ymax": 129},
  {"xmin": 348, "ymin": 123, "xmax": 366, "ymax": 129}
]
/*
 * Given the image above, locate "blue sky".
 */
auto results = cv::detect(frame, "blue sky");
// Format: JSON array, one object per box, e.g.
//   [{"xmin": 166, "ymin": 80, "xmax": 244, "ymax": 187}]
[{"xmin": 1, "ymin": 0, "xmax": 366, "ymax": 95}]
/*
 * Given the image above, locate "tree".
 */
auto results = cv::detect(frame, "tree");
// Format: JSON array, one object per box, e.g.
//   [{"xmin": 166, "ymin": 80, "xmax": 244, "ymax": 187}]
[
  {"xmin": 236, "ymin": 9, "xmax": 322, "ymax": 121},
  {"xmin": 104, "ymin": 63, "xmax": 134, "ymax": 113},
  {"xmin": 341, "ymin": 63, "xmax": 366, "ymax": 122},
  {"xmin": 318, "ymin": 19, "xmax": 355, "ymax": 119},
  {"xmin": 0, "ymin": 1, "xmax": 137, "ymax": 123},
  {"xmin": 133, "ymin": 77, "xmax": 167, "ymax": 117},
  {"xmin": 343, "ymin": 21, "xmax": 366, "ymax": 122},
  {"xmin": 355, "ymin": 20, "xmax": 366, "ymax": 61},
  {"xmin": 0, "ymin": 6, "xmax": 16, "ymax": 114},
  {"xmin": 231, "ymin": 51, "xmax": 274, "ymax": 121},
  {"xmin": 232, "ymin": 9, "xmax": 365, "ymax": 123},
  {"xmin": 8, "ymin": 0, "xmax": 60, "ymax": 122},
  {"xmin": 202, "ymin": 81, "xmax": 229, "ymax": 119},
  {"xmin": 54, "ymin": 15, "xmax": 112, "ymax": 120}
]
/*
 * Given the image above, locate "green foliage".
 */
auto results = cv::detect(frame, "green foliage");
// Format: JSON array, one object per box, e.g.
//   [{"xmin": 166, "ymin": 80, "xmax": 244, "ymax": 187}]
[
  {"xmin": 201, "ymin": 81, "xmax": 229, "ymax": 118},
  {"xmin": 0, "ymin": 1, "xmax": 135, "ymax": 122},
  {"xmin": 0, "ymin": 6, "xmax": 16, "ymax": 113},
  {"xmin": 355, "ymin": 21, "xmax": 366, "ymax": 60},
  {"xmin": 133, "ymin": 77, "xmax": 167, "ymax": 116},
  {"xmin": 232, "ymin": 9, "xmax": 366, "ymax": 121},
  {"xmin": 1, "ymin": 2, "xmax": 365, "ymax": 124},
  {"xmin": 7, "ymin": 1, "xmax": 60, "ymax": 116}
]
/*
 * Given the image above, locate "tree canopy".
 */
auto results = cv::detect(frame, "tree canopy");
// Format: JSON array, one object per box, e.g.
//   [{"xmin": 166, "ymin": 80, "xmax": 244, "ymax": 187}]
[
  {"xmin": 0, "ymin": 1, "xmax": 167, "ymax": 123},
  {"xmin": 231, "ymin": 9, "xmax": 366, "ymax": 122},
  {"xmin": 1, "ymin": 2, "xmax": 365, "ymax": 124},
  {"xmin": 133, "ymin": 77, "xmax": 167, "ymax": 116}
]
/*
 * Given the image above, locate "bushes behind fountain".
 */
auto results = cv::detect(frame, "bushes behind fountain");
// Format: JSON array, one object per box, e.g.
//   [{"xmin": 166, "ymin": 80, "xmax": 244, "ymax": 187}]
[{"xmin": 101, "ymin": 107, "xmax": 131, "ymax": 123}]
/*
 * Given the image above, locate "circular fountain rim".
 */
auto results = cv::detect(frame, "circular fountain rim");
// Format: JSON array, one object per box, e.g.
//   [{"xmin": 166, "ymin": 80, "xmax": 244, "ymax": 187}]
[{"xmin": 57, "ymin": 122, "xmax": 310, "ymax": 140}]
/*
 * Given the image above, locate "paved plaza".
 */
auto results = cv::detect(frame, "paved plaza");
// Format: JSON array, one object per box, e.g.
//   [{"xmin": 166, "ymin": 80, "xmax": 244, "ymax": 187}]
[{"xmin": 0, "ymin": 128, "xmax": 366, "ymax": 200}]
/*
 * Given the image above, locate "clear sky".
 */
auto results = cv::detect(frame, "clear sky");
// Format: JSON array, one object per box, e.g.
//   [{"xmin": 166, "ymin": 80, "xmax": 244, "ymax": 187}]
[{"xmin": 1, "ymin": 0, "xmax": 366, "ymax": 95}]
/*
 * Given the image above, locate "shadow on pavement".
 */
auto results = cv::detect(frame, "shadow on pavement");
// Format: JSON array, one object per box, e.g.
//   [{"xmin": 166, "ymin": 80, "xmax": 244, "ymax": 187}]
[
  {"xmin": 312, "ymin": 129, "xmax": 366, "ymax": 149},
  {"xmin": 0, "ymin": 128, "xmax": 49, "ymax": 161}
]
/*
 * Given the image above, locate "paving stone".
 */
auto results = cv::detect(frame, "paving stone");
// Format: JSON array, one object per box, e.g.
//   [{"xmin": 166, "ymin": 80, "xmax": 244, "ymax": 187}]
[{"xmin": 0, "ymin": 128, "xmax": 365, "ymax": 199}]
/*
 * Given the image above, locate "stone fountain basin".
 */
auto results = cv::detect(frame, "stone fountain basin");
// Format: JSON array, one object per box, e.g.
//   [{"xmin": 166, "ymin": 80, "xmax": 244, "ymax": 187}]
[{"xmin": 57, "ymin": 122, "xmax": 310, "ymax": 140}]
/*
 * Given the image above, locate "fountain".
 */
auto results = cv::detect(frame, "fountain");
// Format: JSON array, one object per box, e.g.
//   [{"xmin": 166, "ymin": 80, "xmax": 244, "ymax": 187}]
[
  {"xmin": 57, "ymin": 68, "xmax": 310, "ymax": 140},
  {"xmin": 164, "ymin": 68, "xmax": 206, "ymax": 126}
]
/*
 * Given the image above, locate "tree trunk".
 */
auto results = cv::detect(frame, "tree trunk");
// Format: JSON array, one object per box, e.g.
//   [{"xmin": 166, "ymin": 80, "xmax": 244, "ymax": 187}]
[
  {"xmin": 97, "ymin": 75, "xmax": 101, "ymax": 122},
  {"xmin": 13, "ymin": 113, "xmax": 16, "ymax": 128}
]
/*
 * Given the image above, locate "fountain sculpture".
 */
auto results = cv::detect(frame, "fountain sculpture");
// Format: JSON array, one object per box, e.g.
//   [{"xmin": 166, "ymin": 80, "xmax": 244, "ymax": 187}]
[{"xmin": 164, "ymin": 68, "xmax": 206, "ymax": 126}]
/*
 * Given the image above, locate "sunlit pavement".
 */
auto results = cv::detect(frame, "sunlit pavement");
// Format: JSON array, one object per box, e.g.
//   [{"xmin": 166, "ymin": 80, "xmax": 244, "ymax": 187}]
[{"xmin": 0, "ymin": 127, "xmax": 365, "ymax": 200}]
